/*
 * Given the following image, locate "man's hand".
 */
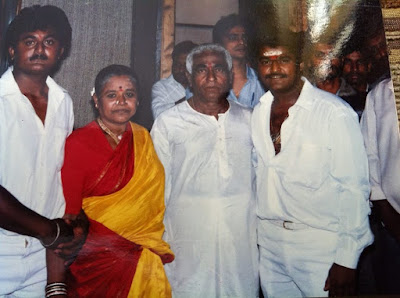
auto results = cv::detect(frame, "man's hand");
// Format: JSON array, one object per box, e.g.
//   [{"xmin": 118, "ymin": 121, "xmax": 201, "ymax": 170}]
[
  {"xmin": 324, "ymin": 263, "xmax": 356, "ymax": 296},
  {"xmin": 373, "ymin": 199, "xmax": 400, "ymax": 243},
  {"xmin": 40, "ymin": 218, "xmax": 74, "ymax": 249},
  {"xmin": 54, "ymin": 209, "xmax": 90, "ymax": 266}
]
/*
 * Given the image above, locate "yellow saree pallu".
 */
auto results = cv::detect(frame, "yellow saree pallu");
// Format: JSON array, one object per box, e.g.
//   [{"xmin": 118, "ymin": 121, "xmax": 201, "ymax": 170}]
[{"xmin": 70, "ymin": 123, "xmax": 174, "ymax": 297}]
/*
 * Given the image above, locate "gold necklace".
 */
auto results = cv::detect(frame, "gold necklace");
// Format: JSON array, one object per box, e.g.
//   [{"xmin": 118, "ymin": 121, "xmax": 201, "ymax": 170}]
[
  {"xmin": 270, "ymin": 117, "xmax": 281, "ymax": 145},
  {"xmin": 97, "ymin": 118, "xmax": 122, "ymax": 145}
]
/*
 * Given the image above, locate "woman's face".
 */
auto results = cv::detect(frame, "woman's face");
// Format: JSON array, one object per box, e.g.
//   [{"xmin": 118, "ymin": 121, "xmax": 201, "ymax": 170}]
[{"xmin": 94, "ymin": 75, "xmax": 138, "ymax": 127}]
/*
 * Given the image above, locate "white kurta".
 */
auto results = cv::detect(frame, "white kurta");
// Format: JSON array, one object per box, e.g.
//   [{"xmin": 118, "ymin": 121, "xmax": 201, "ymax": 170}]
[
  {"xmin": 151, "ymin": 101, "xmax": 258, "ymax": 298},
  {"xmin": 361, "ymin": 78, "xmax": 400, "ymax": 212}
]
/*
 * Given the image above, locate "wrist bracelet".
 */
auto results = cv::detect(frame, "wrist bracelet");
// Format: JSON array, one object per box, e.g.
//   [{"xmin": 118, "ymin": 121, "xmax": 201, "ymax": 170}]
[
  {"xmin": 41, "ymin": 220, "xmax": 60, "ymax": 248},
  {"xmin": 46, "ymin": 282, "xmax": 67, "ymax": 297}
]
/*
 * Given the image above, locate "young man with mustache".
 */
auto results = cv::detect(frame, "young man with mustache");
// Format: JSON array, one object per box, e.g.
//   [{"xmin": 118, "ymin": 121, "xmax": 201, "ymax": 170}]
[
  {"xmin": 0, "ymin": 5, "xmax": 87, "ymax": 296},
  {"xmin": 252, "ymin": 33, "xmax": 373, "ymax": 297},
  {"xmin": 213, "ymin": 14, "xmax": 264, "ymax": 108}
]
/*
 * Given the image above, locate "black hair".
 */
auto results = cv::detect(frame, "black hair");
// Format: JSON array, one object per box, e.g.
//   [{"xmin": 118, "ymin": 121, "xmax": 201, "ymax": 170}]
[
  {"xmin": 342, "ymin": 36, "xmax": 365, "ymax": 57},
  {"xmin": 94, "ymin": 64, "xmax": 139, "ymax": 96},
  {"xmin": 212, "ymin": 14, "xmax": 247, "ymax": 44},
  {"xmin": 5, "ymin": 5, "xmax": 72, "ymax": 61},
  {"xmin": 172, "ymin": 40, "xmax": 198, "ymax": 61}
]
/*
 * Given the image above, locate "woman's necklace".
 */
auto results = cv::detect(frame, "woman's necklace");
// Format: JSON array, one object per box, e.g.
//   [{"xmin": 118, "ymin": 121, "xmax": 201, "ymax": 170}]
[{"xmin": 97, "ymin": 118, "xmax": 123, "ymax": 145}]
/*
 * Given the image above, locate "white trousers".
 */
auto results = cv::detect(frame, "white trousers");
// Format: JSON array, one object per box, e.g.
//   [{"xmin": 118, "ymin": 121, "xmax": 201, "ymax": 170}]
[
  {"xmin": 258, "ymin": 219, "xmax": 338, "ymax": 297},
  {"xmin": 0, "ymin": 234, "xmax": 46, "ymax": 297}
]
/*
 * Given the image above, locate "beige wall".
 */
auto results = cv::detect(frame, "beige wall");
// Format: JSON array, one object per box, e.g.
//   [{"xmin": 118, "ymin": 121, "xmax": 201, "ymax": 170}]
[{"xmin": 175, "ymin": 0, "xmax": 239, "ymax": 45}]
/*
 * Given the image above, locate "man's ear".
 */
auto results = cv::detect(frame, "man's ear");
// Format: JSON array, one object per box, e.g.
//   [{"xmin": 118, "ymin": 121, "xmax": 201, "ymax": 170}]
[
  {"xmin": 299, "ymin": 61, "xmax": 304, "ymax": 73},
  {"xmin": 8, "ymin": 47, "xmax": 15, "ymax": 61},
  {"xmin": 367, "ymin": 61, "xmax": 372, "ymax": 73},
  {"xmin": 58, "ymin": 47, "xmax": 65, "ymax": 60},
  {"xmin": 185, "ymin": 70, "xmax": 192, "ymax": 88}
]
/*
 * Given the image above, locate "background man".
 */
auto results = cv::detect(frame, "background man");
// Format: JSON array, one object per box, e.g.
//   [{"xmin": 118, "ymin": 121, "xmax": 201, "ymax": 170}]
[
  {"xmin": 361, "ymin": 78, "xmax": 400, "ymax": 294},
  {"xmin": 151, "ymin": 44, "xmax": 258, "ymax": 297},
  {"xmin": 342, "ymin": 45, "xmax": 371, "ymax": 94},
  {"xmin": 213, "ymin": 14, "xmax": 264, "ymax": 108},
  {"xmin": 305, "ymin": 40, "xmax": 356, "ymax": 97},
  {"xmin": 341, "ymin": 42, "xmax": 371, "ymax": 118},
  {"xmin": 252, "ymin": 33, "xmax": 373, "ymax": 297},
  {"xmin": 0, "ymin": 5, "xmax": 86, "ymax": 296},
  {"xmin": 151, "ymin": 40, "xmax": 197, "ymax": 119},
  {"xmin": 363, "ymin": 25, "xmax": 391, "ymax": 88}
]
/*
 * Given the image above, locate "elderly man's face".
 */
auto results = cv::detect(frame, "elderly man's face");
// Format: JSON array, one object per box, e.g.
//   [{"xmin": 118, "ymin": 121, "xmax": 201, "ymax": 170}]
[
  {"xmin": 342, "ymin": 51, "xmax": 370, "ymax": 90},
  {"xmin": 308, "ymin": 43, "xmax": 341, "ymax": 81},
  {"xmin": 9, "ymin": 29, "xmax": 64, "ymax": 76},
  {"xmin": 189, "ymin": 50, "xmax": 231, "ymax": 101},
  {"xmin": 221, "ymin": 25, "xmax": 247, "ymax": 60},
  {"xmin": 257, "ymin": 45, "xmax": 302, "ymax": 94},
  {"xmin": 172, "ymin": 52, "xmax": 189, "ymax": 87}
]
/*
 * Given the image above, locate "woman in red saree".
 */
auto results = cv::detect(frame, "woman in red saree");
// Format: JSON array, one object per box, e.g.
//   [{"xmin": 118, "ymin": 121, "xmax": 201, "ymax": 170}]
[{"xmin": 48, "ymin": 65, "xmax": 173, "ymax": 297}]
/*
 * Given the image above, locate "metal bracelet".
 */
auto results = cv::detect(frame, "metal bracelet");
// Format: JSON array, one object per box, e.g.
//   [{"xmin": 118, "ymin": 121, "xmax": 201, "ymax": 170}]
[{"xmin": 41, "ymin": 220, "xmax": 60, "ymax": 248}]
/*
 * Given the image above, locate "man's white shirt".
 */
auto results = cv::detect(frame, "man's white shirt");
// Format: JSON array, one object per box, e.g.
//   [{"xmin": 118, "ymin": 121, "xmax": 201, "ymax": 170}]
[{"xmin": 0, "ymin": 67, "xmax": 74, "ymax": 237}]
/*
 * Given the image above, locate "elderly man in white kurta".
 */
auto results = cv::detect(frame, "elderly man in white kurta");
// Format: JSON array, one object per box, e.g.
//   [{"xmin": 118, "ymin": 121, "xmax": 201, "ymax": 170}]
[{"xmin": 151, "ymin": 44, "xmax": 258, "ymax": 298}]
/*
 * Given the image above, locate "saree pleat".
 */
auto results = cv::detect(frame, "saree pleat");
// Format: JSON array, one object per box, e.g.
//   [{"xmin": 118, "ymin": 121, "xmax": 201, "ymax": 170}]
[{"xmin": 68, "ymin": 123, "xmax": 173, "ymax": 297}]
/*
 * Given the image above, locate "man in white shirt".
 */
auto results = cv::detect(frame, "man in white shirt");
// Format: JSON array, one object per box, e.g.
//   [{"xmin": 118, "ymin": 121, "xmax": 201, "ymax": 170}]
[
  {"xmin": 0, "ymin": 6, "xmax": 87, "ymax": 296},
  {"xmin": 151, "ymin": 44, "xmax": 258, "ymax": 297},
  {"xmin": 151, "ymin": 40, "xmax": 197, "ymax": 119},
  {"xmin": 361, "ymin": 78, "xmax": 400, "ymax": 294},
  {"xmin": 252, "ymin": 32, "xmax": 373, "ymax": 297}
]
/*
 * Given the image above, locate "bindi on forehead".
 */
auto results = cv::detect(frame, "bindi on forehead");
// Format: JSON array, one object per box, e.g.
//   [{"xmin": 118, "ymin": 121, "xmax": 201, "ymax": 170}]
[{"xmin": 119, "ymin": 86, "xmax": 124, "ymax": 91}]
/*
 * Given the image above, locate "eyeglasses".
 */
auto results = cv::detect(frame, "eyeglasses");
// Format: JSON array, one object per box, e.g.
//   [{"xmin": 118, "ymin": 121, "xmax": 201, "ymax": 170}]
[{"xmin": 226, "ymin": 34, "xmax": 247, "ymax": 42}]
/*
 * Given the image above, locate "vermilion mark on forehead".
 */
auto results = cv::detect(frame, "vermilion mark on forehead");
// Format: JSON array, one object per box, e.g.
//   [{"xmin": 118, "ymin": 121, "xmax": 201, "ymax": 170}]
[
  {"xmin": 267, "ymin": 56, "xmax": 279, "ymax": 60},
  {"xmin": 262, "ymin": 49, "xmax": 284, "ymax": 57},
  {"xmin": 119, "ymin": 86, "xmax": 123, "ymax": 91}
]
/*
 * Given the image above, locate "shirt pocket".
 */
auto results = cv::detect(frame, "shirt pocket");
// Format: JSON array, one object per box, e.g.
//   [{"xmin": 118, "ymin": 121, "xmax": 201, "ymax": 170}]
[{"xmin": 279, "ymin": 144, "xmax": 330, "ymax": 190}]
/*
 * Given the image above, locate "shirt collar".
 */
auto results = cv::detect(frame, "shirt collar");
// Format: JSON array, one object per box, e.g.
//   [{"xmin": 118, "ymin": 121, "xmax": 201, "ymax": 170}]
[
  {"xmin": 0, "ymin": 66, "xmax": 67, "ymax": 98},
  {"xmin": 294, "ymin": 77, "xmax": 315, "ymax": 111},
  {"xmin": 259, "ymin": 76, "xmax": 314, "ymax": 111},
  {"xmin": 0, "ymin": 67, "xmax": 20, "ymax": 97},
  {"xmin": 246, "ymin": 65, "xmax": 256, "ymax": 79}
]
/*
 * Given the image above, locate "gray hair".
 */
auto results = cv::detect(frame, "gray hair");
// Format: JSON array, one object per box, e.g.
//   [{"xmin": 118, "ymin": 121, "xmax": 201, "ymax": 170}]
[{"xmin": 186, "ymin": 44, "xmax": 233, "ymax": 74}]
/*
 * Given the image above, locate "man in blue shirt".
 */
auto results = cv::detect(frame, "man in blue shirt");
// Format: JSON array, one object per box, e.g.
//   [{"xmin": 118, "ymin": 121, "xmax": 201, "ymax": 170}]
[{"xmin": 213, "ymin": 14, "xmax": 264, "ymax": 108}]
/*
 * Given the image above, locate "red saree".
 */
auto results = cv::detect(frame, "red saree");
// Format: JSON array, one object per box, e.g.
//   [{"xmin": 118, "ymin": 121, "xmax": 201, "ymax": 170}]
[{"xmin": 62, "ymin": 121, "xmax": 173, "ymax": 297}]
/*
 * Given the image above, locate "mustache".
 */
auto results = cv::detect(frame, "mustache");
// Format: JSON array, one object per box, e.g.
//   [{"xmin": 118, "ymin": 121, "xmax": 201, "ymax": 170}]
[{"xmin": 29, "ymin": 54, "xmax": 48, "ymax": 61}]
